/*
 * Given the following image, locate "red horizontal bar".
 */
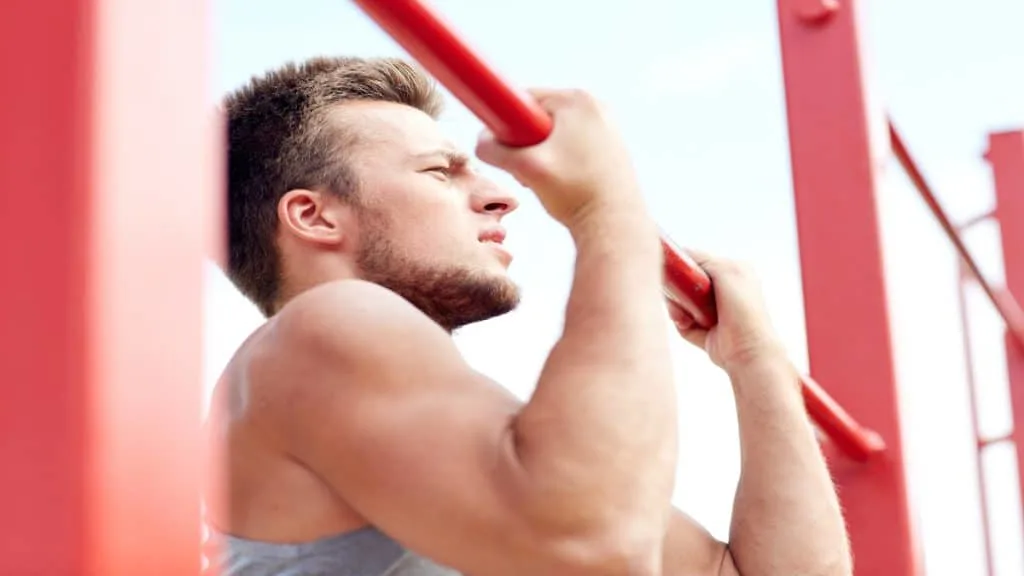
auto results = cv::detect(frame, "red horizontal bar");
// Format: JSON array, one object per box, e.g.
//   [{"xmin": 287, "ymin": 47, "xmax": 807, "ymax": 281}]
[
  {"xmin": 352, "ymin": 0, "xmax": 550, "ymax": 147},
  {"xmin": 978, "ymin": 431, "xmax": 1013, "ymax": 449},
  {"xmin": 888, "ymin": 121, "xmax": 1024, "ymax": 350},
  {"xmin": 801, "ymin": 375, "xmax": 886, "ymax": 461},
  {"xmin": 354, "ymin": 0, "xmax": 883, "ymax": 461},
  {"xmin": 958, "ymin": 209, "xmax": 995, "ymax": 232}
]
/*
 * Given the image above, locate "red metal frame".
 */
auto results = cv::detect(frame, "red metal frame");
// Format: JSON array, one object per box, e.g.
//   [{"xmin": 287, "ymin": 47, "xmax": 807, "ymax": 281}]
[
  {"xmin": 353, "ymin": 0, "xmax": 884, "ymax": 463},
  {"xmin": 988, "ymin": 130, "xmax": 1024, "ymax": 536},
  {"xmin": 775, "ymin": 1, "xmax": 918, "ymax": 574},
  {"xmin": 0, "ymin": 0, "xmax": 212, "ymax": 572},
  {"xmin": 957, "ymin": 261, "xmax": 996, "ymax": 576},
  {"xmin": 894, "ymin": 126, "xmax": 1024, "ymax": 576},
  {"xmin": 890, "ymin": 123, "xmax": 1024, "ymax": 348}
]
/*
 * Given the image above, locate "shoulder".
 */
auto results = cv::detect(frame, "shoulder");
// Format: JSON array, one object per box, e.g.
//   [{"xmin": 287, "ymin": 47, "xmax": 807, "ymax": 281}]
[
  {"xmin": 248, "ymin": 280, "xmax": 466, "ymax": 402},
  {"xmin": 243, "ymin": 279, "xmax": 503, "ymax": 451},
  {"xmin": 268, "ymin": 279, "xmax": 454, "ymax": 363}
]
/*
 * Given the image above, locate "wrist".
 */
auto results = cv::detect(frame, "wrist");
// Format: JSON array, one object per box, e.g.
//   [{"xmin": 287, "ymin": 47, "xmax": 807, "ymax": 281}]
[
  {"xmin": 725, "ymin": 347, "xmax": 801, "ymax": 393},
  {"xmin": 567, "ymin": 200, "xmax": 659, "ymax": 251}
]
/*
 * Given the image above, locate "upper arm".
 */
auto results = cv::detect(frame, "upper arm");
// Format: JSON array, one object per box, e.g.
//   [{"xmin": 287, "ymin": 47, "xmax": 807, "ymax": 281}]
[{"xmin": 254, "ymin": 281, "xmax": 567, "ymax": 575}]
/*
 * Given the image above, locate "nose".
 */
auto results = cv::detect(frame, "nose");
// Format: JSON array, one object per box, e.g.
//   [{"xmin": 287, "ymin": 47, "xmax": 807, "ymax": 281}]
[{"xmin": 471, "ymin": 180, "xmax": 519, "ymax": 217}]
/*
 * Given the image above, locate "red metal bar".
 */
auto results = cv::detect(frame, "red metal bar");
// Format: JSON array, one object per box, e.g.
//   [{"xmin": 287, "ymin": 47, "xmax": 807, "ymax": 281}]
[
  {"xmin": 353, "ymin": 0, "xmax": 550, "ymax": 147},
  {"xmin": 352, "ymin": 0, "xmax": 883, "ymax": 462},
  {"xmin": 977, "ymin": 432, "xmax": 1013, "ymax": 449},
  {"xmin": 988, "ymin": 129, "xmax": 1024, "ymax": 544},
  {"xmin": 958, "ymin": 209, "xmax": 995, "ymax": 232},
  {"xmin": 801, "ymin": 375, "xmax": 884, "ymax": 459},
  {"xmin": 890, "ymin": 122, "xmax": 1024, "ymax": 350},
  {"xmin": 0, "ymin": 0, "xmax": 211, "ymax": 572},
  {"xmin": 776, "ymin": 1, "xmax": 919, "ymax": 574},
  {"xmin": 958, "ymin": 262, "xmax": 996, "ymax": 576}
]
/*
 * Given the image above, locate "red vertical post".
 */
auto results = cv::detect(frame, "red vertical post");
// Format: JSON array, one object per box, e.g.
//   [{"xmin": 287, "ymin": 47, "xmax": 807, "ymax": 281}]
[
  {"xmin": 0, "ymin": 0, "xmax": 214, "ymax": 573},
  {"xmin": 776, "ymin": 1, "xmax": 918, "ymax": 574},
  {"xmin": 988, "ymin": 130, "xmax": 1024, "ymax": 532},
  {"xmin": 958, "ymin": 263, "xmax": 996, "ymax": 576}
]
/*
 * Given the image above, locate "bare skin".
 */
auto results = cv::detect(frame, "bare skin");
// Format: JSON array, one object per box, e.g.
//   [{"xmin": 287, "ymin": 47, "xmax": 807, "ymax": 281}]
[{"xmin": 204, "ymin": 89, "xmax": 851, "ymax": 575}]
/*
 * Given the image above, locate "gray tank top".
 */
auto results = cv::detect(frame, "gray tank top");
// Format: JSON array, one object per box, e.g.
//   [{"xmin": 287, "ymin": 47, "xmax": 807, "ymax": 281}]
[{"xmin": 204, "ymin": 527, "xmax": 460, "ymax": 576}]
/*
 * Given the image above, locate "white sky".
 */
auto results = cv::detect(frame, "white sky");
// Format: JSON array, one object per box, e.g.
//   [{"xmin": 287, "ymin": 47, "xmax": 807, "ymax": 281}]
[{"xmin": 205, "ymin": 1, "xmax": 1024, "ymax": 574}]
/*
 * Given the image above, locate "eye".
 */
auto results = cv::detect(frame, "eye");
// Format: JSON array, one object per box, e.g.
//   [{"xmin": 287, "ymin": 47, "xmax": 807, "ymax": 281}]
[{"xmin": 426, "ymin": 166, "xmax": 451, "ymax": 179}]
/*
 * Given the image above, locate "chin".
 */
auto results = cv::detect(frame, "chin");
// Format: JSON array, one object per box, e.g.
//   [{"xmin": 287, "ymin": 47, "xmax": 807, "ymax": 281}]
[{"xmin": 360, "ymin": 254, "xmax": 520, "ymax": 331}]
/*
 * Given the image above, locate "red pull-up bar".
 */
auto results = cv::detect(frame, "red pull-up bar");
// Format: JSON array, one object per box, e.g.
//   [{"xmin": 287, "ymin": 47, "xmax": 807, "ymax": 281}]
[{"xmin": 352, "ymin": 0, "xmax": 884, "ymax": 461}]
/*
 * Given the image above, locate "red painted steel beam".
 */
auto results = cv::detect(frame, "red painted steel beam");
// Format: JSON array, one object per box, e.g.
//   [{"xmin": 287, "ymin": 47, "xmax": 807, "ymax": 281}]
[
  {"xmin": 0, "ymin": 0, "xmax": 212, "ymax": 572},
  {"xmin": 988, "ymin": 129, "xmax": 1024, "ymax": 545},
  {"xmin": 890, "ymin": 123, "xmax": 1024, "ymax": 350},
  {"xmin": 352, "ymin": 0, "xmax": 884, "ymax": 462},
  {"xmin": 776, "ymin": 1, "xmax": 919, "ymax": 574},
  {"xmin": 958, "ymin": 263, "xmax": 996, "ymax": 576}
]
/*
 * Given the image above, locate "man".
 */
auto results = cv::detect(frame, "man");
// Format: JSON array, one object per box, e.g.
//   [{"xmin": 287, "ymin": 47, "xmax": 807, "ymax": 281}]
[{"xmin": 203, "ymin": 56, "xmax": 852, "ymax": 576}]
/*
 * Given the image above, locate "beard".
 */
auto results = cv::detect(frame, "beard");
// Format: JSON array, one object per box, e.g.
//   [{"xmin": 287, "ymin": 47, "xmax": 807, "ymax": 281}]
[{"xmin": 355, "ymin": 223, "xmax": 521, "ymax": 332}]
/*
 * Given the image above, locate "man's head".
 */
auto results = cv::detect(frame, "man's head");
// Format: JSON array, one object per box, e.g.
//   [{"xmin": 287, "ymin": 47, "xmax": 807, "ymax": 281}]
[{"xmin": 224, "ymin": 56, "xmax": 521, "ymax": 330}]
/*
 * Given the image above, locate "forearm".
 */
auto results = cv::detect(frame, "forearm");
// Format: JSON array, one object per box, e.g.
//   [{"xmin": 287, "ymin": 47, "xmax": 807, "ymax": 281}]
[
  {"xmin": 725, "ymin": 355, "xmax": 851, "ymax": 575},
  {"xmin": 511, "ymin": 204, "xmax": 677, "ymax": 541}
]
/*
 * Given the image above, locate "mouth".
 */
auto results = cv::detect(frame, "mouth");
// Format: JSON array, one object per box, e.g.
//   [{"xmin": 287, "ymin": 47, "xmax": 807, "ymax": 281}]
[
  {"xmin": 479, "ymin": 228, "xmax": 512, "ymax": 265},
  {"xmin": 478, "ymin": 228, "xmax": 507, "ymax": 245}
]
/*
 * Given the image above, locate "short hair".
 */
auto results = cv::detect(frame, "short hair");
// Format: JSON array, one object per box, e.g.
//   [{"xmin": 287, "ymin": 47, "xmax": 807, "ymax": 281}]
[{"xmin": 223, "ymin": 56, "xmax": 443, "ymax": 316}]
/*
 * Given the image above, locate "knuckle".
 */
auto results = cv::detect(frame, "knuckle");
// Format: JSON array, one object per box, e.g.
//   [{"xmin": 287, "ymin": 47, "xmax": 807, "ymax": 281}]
[{"xmin": 569, "ymin": 88, "xmax": 600, "ymax": 109}]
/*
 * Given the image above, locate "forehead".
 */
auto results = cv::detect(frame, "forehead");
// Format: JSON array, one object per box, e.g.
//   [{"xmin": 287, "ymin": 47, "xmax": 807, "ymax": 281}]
[{"xmin": 329, "ymin": 100, "xmax": 454, "ymax": 163}]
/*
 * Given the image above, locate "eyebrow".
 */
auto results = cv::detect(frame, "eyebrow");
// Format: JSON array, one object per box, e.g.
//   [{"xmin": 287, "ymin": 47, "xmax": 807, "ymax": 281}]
[{"xmin": 412, "ymin": 148, "xmax": 470, "ymax": 166}]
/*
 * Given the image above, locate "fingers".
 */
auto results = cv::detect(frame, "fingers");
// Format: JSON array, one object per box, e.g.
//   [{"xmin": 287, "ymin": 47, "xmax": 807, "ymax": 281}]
[
  {"xmin": 475, "ymin": 128, "xmax": 548, "ymax": 185},
  {"xmin": 681, "ymin": 248, "xmax": 752, "ymax": 281},
  {"xmin": 525, "ymin": 87, "xmax": 596, "ymax": 113},
  {"xmin": 475, "ymin": 87, "xmax": 602, "ymax": 174},
  {"xmin": 682, "ymin": 247, "xmax": 713, "ymax": 267},
  {"xmin": 667, "ymin": 299, "xmax": 708, "ymax": 350},
  {"xmin": 474, "ymin": 128, "xmax": 511, "ymax": 167}
]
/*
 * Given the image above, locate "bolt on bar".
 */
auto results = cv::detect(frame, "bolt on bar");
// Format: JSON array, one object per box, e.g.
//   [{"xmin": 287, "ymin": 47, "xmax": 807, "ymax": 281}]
[
  {"xmin": 888, "ymin": 121, "xmax": 1024, "ymax": 350},
  {"xmin": 352, "ymin": 0, "xmax": 885, "ymax": 461}
]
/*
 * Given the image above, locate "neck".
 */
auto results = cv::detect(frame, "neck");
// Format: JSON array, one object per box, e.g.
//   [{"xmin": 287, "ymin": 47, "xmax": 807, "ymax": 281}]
[{"xmin": 274, "ymin": 256, "xmax": 362, "ymax": 314}]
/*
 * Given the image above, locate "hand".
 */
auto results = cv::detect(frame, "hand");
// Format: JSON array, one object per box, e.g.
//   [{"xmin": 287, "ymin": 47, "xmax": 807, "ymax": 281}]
[
  {"xmin": 474, "ymin": 88, "xmax": 645, "ymax": 228},
  {"xmin": 669, "ymin": 251, "xmax": 787, "ymax": 375}
]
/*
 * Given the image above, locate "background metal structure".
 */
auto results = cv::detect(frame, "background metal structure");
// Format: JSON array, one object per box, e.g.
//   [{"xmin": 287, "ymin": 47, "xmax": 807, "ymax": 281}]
[
  {"xmin": 777, "ymin": 1, "xmax": 1024, "ymax": 573},
  {"xmin": 990, "ymin": 129, "xmax": 1024, "ymax": 553},
  {"xmin": 775, "ymin": 1, "xmax": 919, "ymax": 572},
  {"xmin": 2, "ymin": 0, "xmax": 1022, "ymax": 573},
  {"xmin": 0, "ymin": 0, "xmax": 213, "ymax": 573}
]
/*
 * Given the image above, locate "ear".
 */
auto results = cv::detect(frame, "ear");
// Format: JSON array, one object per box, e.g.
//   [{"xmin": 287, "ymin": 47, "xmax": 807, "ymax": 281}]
[{"xmin": 276, "ymin": 188, "xmax": 350, "ymax": 248}]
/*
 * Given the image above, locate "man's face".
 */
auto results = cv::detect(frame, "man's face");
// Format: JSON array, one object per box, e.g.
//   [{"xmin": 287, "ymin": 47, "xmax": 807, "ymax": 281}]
[{"xmin": 340, "ymin": 101, "xmax": 521, "ymax": 330}]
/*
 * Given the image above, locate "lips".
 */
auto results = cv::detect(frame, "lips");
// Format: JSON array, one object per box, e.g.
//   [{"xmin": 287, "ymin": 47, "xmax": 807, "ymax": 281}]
[
  {"xmin": 479, "ymin": 228, "xmax": 512, "ymax": 265},
  {"xmin": 478, "ymin": 228, "xmax": 506, "ymax": 244}
]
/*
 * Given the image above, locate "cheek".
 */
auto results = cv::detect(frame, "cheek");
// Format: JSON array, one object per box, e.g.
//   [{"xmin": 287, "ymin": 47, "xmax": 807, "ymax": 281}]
[
  {"xmin": 367, "ymin": 176, "xmax": 477, "ymax": 256},
  {"xmin": 391, "ymin": 198, "xmax": 476, "ymax": 255}
]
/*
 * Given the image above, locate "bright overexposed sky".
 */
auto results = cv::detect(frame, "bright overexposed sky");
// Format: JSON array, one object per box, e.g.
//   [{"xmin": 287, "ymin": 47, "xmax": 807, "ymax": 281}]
[{"xmin": 204, "ymin": 1, "xmax": 1024, "ymax": 574}]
